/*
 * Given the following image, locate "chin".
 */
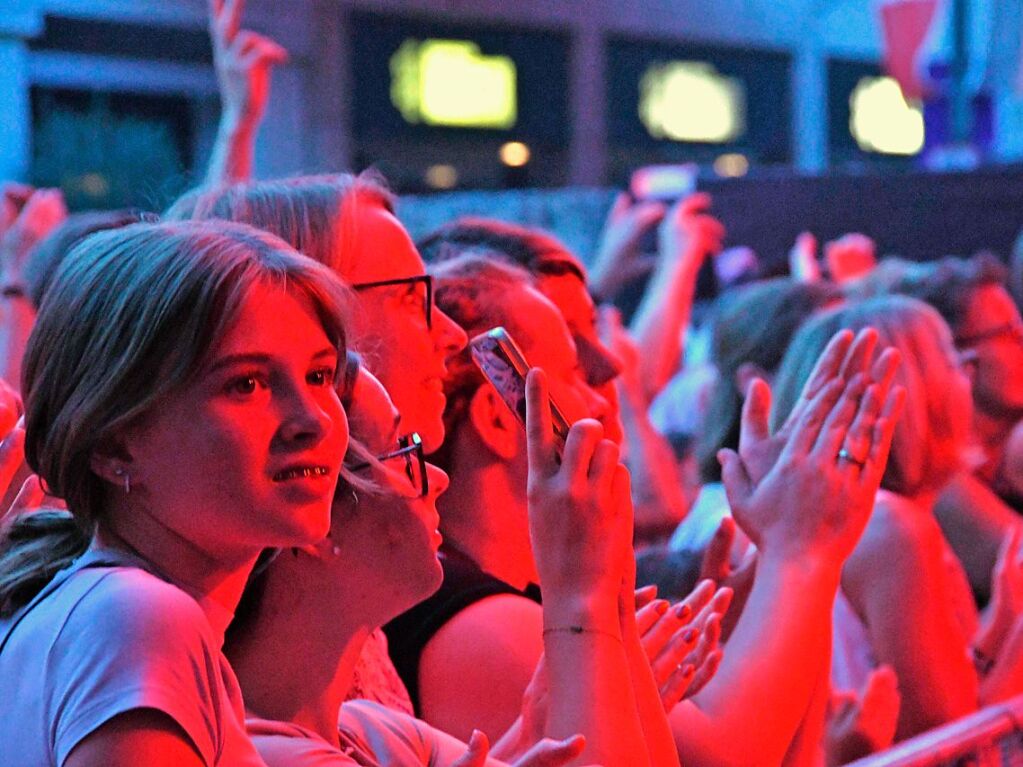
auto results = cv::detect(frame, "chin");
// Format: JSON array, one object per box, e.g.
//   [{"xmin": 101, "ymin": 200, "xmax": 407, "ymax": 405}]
[{"xmin": 268, "ymin": 504, "xmax": 333, "ymax": 547}]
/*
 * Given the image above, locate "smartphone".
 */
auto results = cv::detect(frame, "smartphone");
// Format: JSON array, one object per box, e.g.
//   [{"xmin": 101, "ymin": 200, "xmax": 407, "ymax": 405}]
[{"xmin": 469, "ymin": 327, "xmax": 571, "ymax": 450}]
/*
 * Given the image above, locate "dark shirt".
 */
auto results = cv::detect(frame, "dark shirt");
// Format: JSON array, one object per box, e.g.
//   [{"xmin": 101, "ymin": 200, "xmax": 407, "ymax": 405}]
[{"xmin": 383, "ymin": 545, "xmax": 541, "ymax": 713}]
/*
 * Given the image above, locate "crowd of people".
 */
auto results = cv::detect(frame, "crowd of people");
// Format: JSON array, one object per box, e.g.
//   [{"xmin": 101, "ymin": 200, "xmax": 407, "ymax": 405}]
[{"xmin": 1, "ymin": 2, "xmax": 1023, "ymax": 766}]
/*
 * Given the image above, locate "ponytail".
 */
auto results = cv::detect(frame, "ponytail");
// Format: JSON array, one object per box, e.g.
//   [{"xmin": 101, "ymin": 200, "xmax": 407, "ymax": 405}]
[{"xmin": 0, "ymin": 510, "xmax": 90, "ymax": 617}]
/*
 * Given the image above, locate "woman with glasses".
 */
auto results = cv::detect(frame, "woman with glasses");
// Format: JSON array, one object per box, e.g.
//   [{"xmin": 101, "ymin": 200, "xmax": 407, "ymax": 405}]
[
  {"xmin": 166, "ymin": 172, "xmax": 468, "ymax": 456},
  {"xmin": 223, "ymin": 362, "xmax": 657, "ymax": 767},
  {"xmin": 772, "ymin": 294, "xmax": 999, "ymax": 743}
]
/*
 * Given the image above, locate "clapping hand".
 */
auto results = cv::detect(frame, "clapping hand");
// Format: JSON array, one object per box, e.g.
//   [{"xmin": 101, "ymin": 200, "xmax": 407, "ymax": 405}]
[
  {"xmin": 719, "ymin": 328, "xmax": 904, "ymax": 563},
  {"xmin": 826, "ymin": 666, "xmax": 901, "ymax": 765}
]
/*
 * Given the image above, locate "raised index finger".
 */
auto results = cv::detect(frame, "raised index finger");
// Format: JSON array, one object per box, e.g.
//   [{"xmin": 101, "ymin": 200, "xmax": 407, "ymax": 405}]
[
  {"xmin": 781, "ymin": 329, "xmax": 854, "ymax": 432},
  {"xmin": 526, "ymin": 368, "xmax": 558, "ymax": 479}
]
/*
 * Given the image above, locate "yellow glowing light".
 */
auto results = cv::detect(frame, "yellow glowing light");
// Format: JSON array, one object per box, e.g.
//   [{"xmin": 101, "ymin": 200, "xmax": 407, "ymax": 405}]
[
  {"xmin": 639, "ymin": 62, "xmax": 745, "ymax": 143},
  {"xmin": 714, "ymin": 153, "xmax": 749, "ymax": 178},
  {"xmin": 425, "ymin": 164, "xmax": 459, "ymax": 189},
  {"xmin": 499, "ymin": 141, "xmax": 531, "ymax": 167},
  {"xmin": 390, "ymin": 39, "xmax": 517, "ymax": 129},
  {"xmin": 849, "ymin": 76, "xmax": 924, "ymax": 156}
]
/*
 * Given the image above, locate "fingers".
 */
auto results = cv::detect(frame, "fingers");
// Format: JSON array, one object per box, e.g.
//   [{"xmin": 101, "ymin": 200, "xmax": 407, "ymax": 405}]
[
  {"xmin": 222, "ymin": 0, "xmax": 244, "ymax": 43},
  {"xmin": 236, "ymin": 31, "xmax": 289, "ymax": 67},
  {"xmin": 588, "ymin": 436, "xmax": 620, "ymax": 493},
  {"xmin": 451, "ymin": 729, "xmax": 489, "ymax": 767},
  {"xmin": 637, "ymin": 598, "xmax": 669, "ymax": 636},
  {"xmin": 738, "ymin": 378, "xmax": 771, "ymax": 458},
  {"xmin": 810, "ymin": 374, "xmax": 869, "ymax": 461},
  {"xmin": 0, "ymin": 420, "xmax": 25, "ymax": 501},
  {"xmin": 685, "ymin": 647, "xmax": 723, "ymax": 698},
  {"xmin": 782, "ymin": 329, "xmax": 854, "ymax": 431},
  {"xmin": 525, "ymin": 369, "xmax": 557, "ymax": 480},
  {"xmin": 514, "ymin": 734, "xmax": 586, "ymax": 767},
  {"xmin": 659, "ymin": 662, "xmax": 697, "ymax": 711},
  {"xmin": 779, "ymin": 378, "xmax": 845, "ymax": 461},
  {"xmin": 9, "ymin": 475, "xmax": 45, "ymax": 517},
  {"xmin": 719, "ymin": 448, "xmax": 754, "ymax": 511},
  {"xmin": 700, "ymin": 516, "xmax": 736, "ymax": 583},
  {"xmin": 838, "ymin": 328, "xmax": 879, "ymax": 381},
  {"xmin": 634, "ymin": 584, "xmax": 658, "ymax": 610},
  {"xmin": 562, "ymin": 419, "xmax": 605, "ymax": 487},
  {"xmin": 861, "ymin": 386, "xmax": 906, "ymax": 490}
]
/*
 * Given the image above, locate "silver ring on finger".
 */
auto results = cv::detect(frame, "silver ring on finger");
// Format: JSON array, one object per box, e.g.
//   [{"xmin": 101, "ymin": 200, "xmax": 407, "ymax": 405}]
[{"xmin": 837, "ymin": 447, "xmax": 867, "ymax": 469}]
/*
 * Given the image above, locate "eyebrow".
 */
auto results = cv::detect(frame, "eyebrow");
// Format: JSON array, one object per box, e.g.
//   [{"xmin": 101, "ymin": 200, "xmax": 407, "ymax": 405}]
[{"xmin": 209, "ymin": 347, "xmax": 337, "ymax": 373}]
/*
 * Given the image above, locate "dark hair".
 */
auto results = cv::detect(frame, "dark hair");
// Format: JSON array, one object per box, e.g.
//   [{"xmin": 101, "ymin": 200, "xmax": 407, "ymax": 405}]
[
  {"xmin": 696, "ymin": 278, "xmax": 840, "ymax": 482},
  {"xmin": 428, "ymin": 254, "xmax": 537, "ymax": 472},
  {"xmin": 419, "ymin": 217, "xmax": 585, "ymax": 281},
  {"xmin": 0, "ymin": 220, "xmax": 351, "ymax": 617},
  {"xmin": 878, "ymin": 253, "xmax": 1007, "ymax": 337},
  {"xmin": 23, "ymin": 209, "xmax": 157, "ymax": 309}
]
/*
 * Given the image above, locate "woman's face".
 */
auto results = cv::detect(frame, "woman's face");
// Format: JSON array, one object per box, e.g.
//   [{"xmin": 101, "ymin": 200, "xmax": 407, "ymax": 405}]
[
  {"xmin": 339, "ymin": 367, "xmax": 447, "ymax": 607},
  {"xmin": 120, "ymin": 283, "xmax": 349, "ymax": 562},
  {"xmin": 344, "ymin": 203, "xmax": 467, "ymax": 454}
]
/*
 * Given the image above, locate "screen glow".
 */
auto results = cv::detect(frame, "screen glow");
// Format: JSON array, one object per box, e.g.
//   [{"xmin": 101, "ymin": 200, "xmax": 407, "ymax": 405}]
[
  {"xmin": 390, "ymin": 39, "xmax": 517, "ymax": 129},
  {"xmin": 639, "ymin": 61, "xmax": 745, "ymax": 143},
  {"xmin": 849, "ymin": 76, "xmax": 924, "ymax": 156}
]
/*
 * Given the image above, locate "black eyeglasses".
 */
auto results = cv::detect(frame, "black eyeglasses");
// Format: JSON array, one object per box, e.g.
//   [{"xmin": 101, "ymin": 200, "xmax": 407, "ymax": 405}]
[
  {"xmin": 351, "ymin": 275, "xmax": 433, "ymax": 330},
  {"xmin": 352, "ymin": 432, "xmax": 428, "ymax": 498}
]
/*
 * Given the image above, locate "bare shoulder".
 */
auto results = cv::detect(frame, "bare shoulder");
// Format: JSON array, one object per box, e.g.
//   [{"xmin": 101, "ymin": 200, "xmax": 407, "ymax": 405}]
[{"xmin": 423, "ymin": 593, "xmax": 544, "ymax": 663}]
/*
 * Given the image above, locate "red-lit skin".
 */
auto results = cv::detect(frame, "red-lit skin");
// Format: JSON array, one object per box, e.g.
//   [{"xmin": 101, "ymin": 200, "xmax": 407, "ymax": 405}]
[
  {"xmin": 957, "ymin": 284, "xmax": 1023, "ymax": 476},
  {"xmin": 843, "ymin": 320, "xmax": 979, "ymax": 741},
  {"xmin": 536, "ymin": 272, "xmax": 625, "ymax": 444},
  {"xmin": 422, "ymin": 284, "xmax": 615, "ymax": 741},
  {"xmin": 343, "ymin": 201, "xmax": 468, "ymax": 455},
  {"xmin": 71, "ymin": 285, "xmax": 349, "ymax": 767}
]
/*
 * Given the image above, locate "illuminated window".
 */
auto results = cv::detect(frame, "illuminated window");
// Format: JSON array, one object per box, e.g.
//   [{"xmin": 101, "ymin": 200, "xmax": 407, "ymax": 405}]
[
  {"xmin": 390, "ymin": 39, "xmax": 517, "ymax": 129},
  {"xmin": 849, "ymin": 76, "xmax": 924, "ymax": 155},
  {"xmin": 639, "ymin": 61, "xmax": 745, "ymax": 143}
]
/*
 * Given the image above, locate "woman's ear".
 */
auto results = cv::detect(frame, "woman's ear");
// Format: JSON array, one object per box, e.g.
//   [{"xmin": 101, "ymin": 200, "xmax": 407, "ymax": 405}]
[
  {"xmin": 88, "ymin": 438, "xmax": 134, "ymax": 488},
  {"xmin": 735, "ymin": 362, "xmax": 771, "ymax": 396},
  {"xmin": 468, "ymin": 385, "xmax": 523, "ymax": 460}
]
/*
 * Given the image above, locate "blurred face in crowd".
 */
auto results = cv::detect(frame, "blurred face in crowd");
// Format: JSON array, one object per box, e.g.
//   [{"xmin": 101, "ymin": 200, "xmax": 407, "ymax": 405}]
[
  {"xmin": 535, "ymin": 269, "xmax": 624, "ymax": 443},
  {"xmin": 954, "ymin": 284, "xmax": 1023, "ymax": 423},
  {"xmin": 344, "ymin": 201, "xmax": 468, "ymax": 454}
]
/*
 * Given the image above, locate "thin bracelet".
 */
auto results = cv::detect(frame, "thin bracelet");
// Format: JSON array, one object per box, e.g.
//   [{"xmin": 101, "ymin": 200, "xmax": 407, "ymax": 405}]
[{"xmin": 543, "ymin": 625, "xmax": 623, "ymax": 644}]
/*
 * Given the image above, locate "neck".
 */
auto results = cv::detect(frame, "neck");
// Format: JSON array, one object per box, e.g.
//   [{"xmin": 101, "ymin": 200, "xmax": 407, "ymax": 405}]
[
  {"xmin": 440, "ymin": 457, "xmax": 538, "ymax": 591},
  {"xmin": 229, "ymin": 557, "xmax": 374, "ymax": 746},
  {"xmin": 98, "ymin": 502, "xmax": 257, "ymax": 633}
]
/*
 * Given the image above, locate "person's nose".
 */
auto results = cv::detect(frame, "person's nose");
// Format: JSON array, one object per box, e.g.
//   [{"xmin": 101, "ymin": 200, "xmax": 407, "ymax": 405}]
[
  {"xmin": 578, "ymin": 334, "xmax": 624, "ymax": 388},
  {"xmin": 433, "ymin": 306, "xmax": 468, "ymax": 355},
  {"xmin": 278, "ymin": 385, "xmax": 336, "ymax": 445},
  {"xmin": 425, "ymin": 463, "xmax": 450, "ymax": 502}
]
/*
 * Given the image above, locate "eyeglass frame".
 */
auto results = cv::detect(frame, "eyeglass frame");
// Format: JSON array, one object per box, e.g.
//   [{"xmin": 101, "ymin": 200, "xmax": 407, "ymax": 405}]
[
  {"xmin": 351, "ymin": 432, "xmax": 428, "ymax": 498},
  {"xmin": 351, "ymin": 275, "xmax": 433, "ymax": 330},
  {"xmin": 954, "ymin": 322, "xmax": 1023, "ymax": 348}
]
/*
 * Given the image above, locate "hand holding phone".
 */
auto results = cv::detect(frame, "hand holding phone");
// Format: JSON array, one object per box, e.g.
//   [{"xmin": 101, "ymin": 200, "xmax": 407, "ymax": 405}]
[{"xmin": 469, "ymin": 327, "xmax": 571, "ymax": 451}]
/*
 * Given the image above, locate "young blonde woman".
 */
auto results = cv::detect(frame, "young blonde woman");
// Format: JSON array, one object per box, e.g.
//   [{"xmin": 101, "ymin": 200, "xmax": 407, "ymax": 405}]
[{"xmin": 0, "ymin": 220, "xmax": 352, "ymax": 766}]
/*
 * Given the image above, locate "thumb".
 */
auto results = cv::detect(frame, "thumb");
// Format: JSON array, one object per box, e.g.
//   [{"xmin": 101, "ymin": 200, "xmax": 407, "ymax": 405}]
[
  {"xmin": 513, "ymin": 734, "xmax": 586, "ymax": 767},
  {"xmin": 451, "ymin": 729, "xmax": 490, "ymax": 767},
  {"xmin": 718, "ymin": 449, "xmax": 752, "ymax": 505}
]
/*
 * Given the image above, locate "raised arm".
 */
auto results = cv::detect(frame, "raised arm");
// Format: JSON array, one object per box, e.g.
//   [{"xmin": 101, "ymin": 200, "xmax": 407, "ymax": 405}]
[
  {"xmin": 525, "ymin": 368, "xmax": 654, "ymax": 767},
  {"xmin": 628, "ymin": 193, "xmax": 724, "ymax": 402},
  {"xmin": 670, "ymin": 329, "xmax": 904, "ymax": 767},
  {"xmin": 204, "ymin": 0, "xmax": 288, "ymax": 186}
]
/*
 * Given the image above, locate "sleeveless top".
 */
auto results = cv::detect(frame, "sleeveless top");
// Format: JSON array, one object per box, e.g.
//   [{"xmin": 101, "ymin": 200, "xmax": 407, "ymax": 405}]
[{"xmin": 383, "ymin": 545, "xmax": 541, "ymax": 713}]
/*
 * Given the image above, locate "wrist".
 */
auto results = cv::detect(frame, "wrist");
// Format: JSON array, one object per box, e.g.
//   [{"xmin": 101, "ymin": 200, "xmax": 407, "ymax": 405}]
[
  {"xmin": 756, "ymin": 548, "xmax": 842, "ymax": 590},
  {"xmin": 543, "ymin": 591, "xmax": 620, "ymax": 633}
]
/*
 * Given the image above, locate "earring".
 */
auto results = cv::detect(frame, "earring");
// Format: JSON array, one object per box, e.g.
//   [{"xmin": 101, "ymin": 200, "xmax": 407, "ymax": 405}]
[
  {"xmin": 332, "ymin": 544, "xmax": 342, "ymax": 557},
  {"xmin": 113, "ymin": 467, "xmax": 131, "ymax": 495}
]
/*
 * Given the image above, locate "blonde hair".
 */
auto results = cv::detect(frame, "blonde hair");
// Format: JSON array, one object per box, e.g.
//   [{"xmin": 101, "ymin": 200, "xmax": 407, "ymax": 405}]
[
  {"xmin": 0, "ymin": 220, "xmax": 351, "ymax": 616},
  {"xmin": 771, "ymin": 295, "xmax": 968, "ymax": 498},
  {"xmin": 165, "ymin": 172, "xmax": 394, "ymax": 279}
]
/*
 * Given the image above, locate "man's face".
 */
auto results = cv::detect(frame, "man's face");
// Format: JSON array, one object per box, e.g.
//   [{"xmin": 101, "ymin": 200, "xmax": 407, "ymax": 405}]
[{"xmin": 955, "ymin": 284, "xmax": 1023, "ymax": 423}]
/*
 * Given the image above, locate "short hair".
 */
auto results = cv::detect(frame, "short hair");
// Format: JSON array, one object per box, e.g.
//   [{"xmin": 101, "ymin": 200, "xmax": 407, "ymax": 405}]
[
  {"xmin": 23, "ymin": 209, "xmax": 157, "ymax": 309},
  {"xmin": 696, "ymin": 278, "xmax": 840, "ymax": 482},
  {"xmin": 429, "ymin": 253, "xmax": 537, "ymax": 472},
  {"xmin": 877, "ymin": 254, "xmax": 1007, "ymax": 337},
  {"xmin": 0, "ymin": 220, "xmax": 351, "ymax": 616},
  {"xmin": 418, "ymin": 217, "xmax": 586, "ymax": 282},
  {"xmin": 772, "ymin": 294, "xmax": 967, "ymax": 498},
  {"xmin": 165, "ymin": 172, "xmax": 394, "ymax": 278}
]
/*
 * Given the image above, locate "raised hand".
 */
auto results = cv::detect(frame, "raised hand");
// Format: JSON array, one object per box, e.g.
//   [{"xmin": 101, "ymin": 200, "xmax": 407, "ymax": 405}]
[
  {"xmin": 976, "ymin": 525, "xmax": 1023, "ymax": 667},
  {"xmin": 788, "ymin": 231, "xmax": 821, "ymax": 283},
  {"xmin": 825, "ymin": 233, "xmax": 876, "ymax": 284},
  {"xmin": 0, "ymin": 188, "xmax": 67, "ymax": 289},
  {"xmin": 209, "ymin": 0, "xmax": 288, "ymax": 129},
  {"xmin": 589, "ymin": 193, "xmax": 666, "ymax": 302},
  {"xmin": 719, "ymin": 328, "xmax": 904, "ymax": 562},
  {"xmin": 525, "ymin": 368, "xmax": 631, "ymax": 606},
  {"xmin": 657, "ymin": 193, "xmax": 725, "ymax": 273},
  {"xmin": 826, "ymin": 666, "xmax": 901, "ymax": 766}
]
